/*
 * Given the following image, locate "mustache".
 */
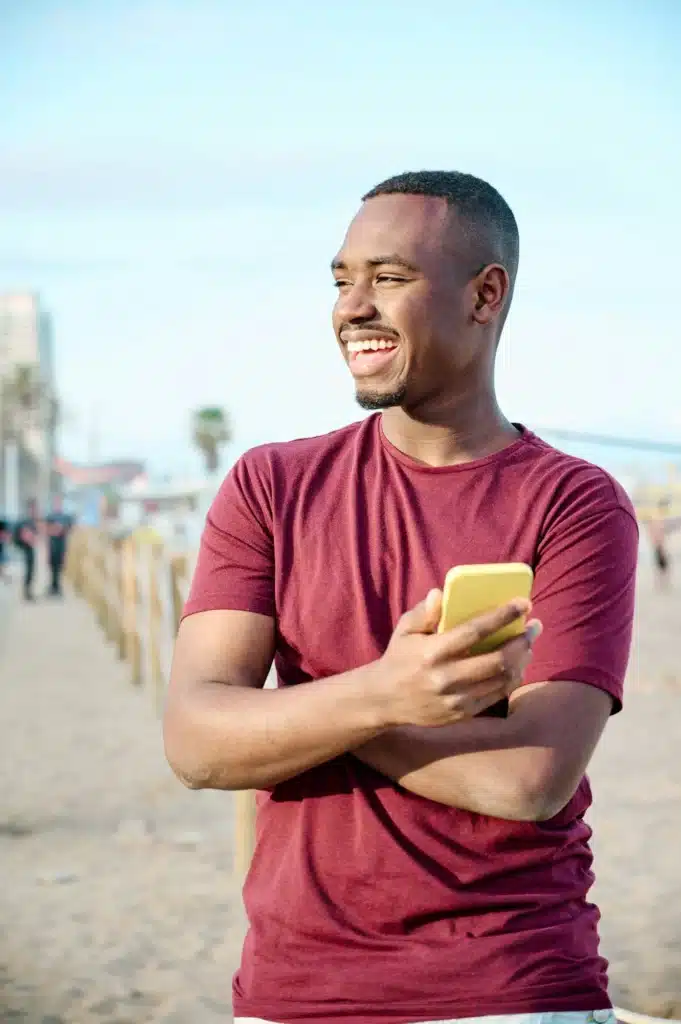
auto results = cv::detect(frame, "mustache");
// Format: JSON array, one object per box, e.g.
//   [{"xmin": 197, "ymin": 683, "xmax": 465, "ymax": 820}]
[{"xmin": 339, "ymin": 322, "xmax": 399, "ymax": 337}]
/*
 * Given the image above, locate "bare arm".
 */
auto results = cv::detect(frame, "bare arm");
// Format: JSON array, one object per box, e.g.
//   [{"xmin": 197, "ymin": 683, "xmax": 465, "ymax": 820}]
[
  {"xmin": 354, "ymin": 680, "xmax": 612, "ymax": 821},
  {"xmin": 164, "ymin": 609, "xmax": 388, "ymax": 791},
  {"xmin": 164, "ymin": 597, "xmax": 534, "ymax": 793},
  {"xmin": 358, "ymin": 496, "xmax": 637, "ymax": 821}
]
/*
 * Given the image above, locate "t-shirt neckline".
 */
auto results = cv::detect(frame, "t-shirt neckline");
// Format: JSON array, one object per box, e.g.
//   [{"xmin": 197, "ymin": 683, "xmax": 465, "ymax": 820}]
[{"xmin": 377, "ymin": 414, "xmax": 535, "ymax": 474}]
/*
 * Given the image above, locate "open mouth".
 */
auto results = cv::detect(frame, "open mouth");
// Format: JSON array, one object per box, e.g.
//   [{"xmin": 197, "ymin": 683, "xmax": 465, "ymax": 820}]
[{"xmin": 345, "ymin": 337, "xmax": 400, "ymax": 377}]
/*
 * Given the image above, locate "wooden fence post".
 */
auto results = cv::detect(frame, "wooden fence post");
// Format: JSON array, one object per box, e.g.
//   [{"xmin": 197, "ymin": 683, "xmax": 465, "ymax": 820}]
[
  {"xmin": 67, "ymin": 527, "xmax": 260, "ymax": 877},
  {"xmin": 169, "ymin": 554, "xmax": 188, "ymax": 630},
  {"xmin": 234, "ymin": 790, "xmax": 257, "ymax": 877},
  {"xmin": 147, "ymin": 543, "xmax": 166, "ymax": 715},
  {"xmin": 121, "ymin": 538, "xmax": 143, "ymax": 686}
]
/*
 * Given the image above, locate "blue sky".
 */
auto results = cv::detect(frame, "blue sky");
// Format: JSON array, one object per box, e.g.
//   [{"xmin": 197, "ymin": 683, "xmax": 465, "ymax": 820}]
[{"xmin": 1, "ymin": 0, "xmax": 680, "ymax": 476}]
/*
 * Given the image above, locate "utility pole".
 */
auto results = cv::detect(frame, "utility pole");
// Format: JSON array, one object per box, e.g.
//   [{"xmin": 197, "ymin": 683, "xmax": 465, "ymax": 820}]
[
  {"xmin": 0, "ymin": 374, "xmax": 20, "ymax": 520},
  {"xmin": 87, "ymin": 404, "xmax": 100, "ymax": 466},
  {"xmin": 38, "ymin": 385, "xmax": 53, "ymax": 511}
]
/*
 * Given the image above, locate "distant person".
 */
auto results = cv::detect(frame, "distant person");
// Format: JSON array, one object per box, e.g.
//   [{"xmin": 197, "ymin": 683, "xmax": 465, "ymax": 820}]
[
  {"xmin": 44, "ymin": 495, "xmax": 74, "ymax": 597},
  {"xmin": 13, "ymin": 499, "xmax": 39, "ymax": 601},
  {"xmin": 646, "ymin": 497, "xmax": 681, "ymax": 589},
  {"xmin": 0, "ymin": 516, "xmax": 11, "ymax": 582}
]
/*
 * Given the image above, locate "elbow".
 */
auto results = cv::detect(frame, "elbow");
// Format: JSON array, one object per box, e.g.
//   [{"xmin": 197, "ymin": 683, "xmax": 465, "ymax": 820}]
[
  {"xmin": 174, "ymin": 769, "xmax": 210, "ymax": 791},
  {"xmin": 166, "ymin": 751, "xmax": 213, "ymax": 791},
  {"xmin": 162, "ymin": 703, "xmax": 263, "ymax": 791},
  {"xmin": 164, "ymin": 744, "xmax": 238, "ymax": 792},
  {"xmin": 163, "ymin": 727, "xmax": 213, "ymax": 790},
  {"xmin": 162, "ymin": 706, "xmax": 229, "ymax": 791}
]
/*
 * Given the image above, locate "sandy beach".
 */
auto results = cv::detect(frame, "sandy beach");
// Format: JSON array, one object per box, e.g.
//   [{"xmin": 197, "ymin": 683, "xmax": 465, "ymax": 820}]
[{"xmin": 1, "ymin": 542, "xmax": 680, "ymax": 1023}]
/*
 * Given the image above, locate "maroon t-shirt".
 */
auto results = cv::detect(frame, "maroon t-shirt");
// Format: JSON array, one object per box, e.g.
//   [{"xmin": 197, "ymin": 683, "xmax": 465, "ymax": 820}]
[{"xmin": 184, "ymin": 415, "xmax": 638, "ymax": 1024}]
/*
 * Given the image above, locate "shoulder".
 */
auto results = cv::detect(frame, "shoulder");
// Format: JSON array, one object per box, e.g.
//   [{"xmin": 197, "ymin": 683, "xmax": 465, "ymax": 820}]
[
  {"xmin": 243, "ymin": 418, "xmax": 369, "ymax": 472},
  {"xmin": 209, "ymin": 418, "xmax": 372, "ymax": 526},
  {"xmin": 225, "ymin": 418, "xmax": 371, "ymax": 493},
  {"xmin": 519, "ymin": 430, "xmax": 637, "ymax": 528}
]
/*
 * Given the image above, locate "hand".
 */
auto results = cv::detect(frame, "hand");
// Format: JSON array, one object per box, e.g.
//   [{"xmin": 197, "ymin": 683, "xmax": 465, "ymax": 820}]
[{"xmin": 372, "ymin": 590, "xmax": 542, "ymax": 728}]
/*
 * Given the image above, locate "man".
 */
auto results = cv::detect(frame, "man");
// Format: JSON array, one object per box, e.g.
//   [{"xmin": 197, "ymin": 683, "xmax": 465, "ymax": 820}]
[
  {"xmin": 165, "ymin": 171, "xmax": 637, "ymax": 1024},
  {"xmin": 0, "ymin": 515, "xmax": 10, "ymax": 582},
  {"xmin": 646, "ymin": 498, "xmax": 671, "ymax": 588},
  {"xmin": 13, "ymin": 499, "xmax": 39, "ymax": 602},
  {"xmin": 644, "ymin": 496, "xmax": 681, "ymax": 591},
  {"xmin": 44, "ymin": 495, "xmax": 74, "ymax": 597}
]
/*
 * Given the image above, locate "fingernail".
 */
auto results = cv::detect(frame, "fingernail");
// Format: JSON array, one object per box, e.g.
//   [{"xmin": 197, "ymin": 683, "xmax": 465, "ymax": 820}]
[{"xmin": 526, "ymin": 621, "xmax": 543, "ymax": 643}]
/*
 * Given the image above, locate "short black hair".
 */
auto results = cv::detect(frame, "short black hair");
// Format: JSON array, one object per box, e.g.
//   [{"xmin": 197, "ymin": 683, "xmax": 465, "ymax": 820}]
[{"xmin": 362, "ymin": 170, "xmax": 519, "ymax": 287}]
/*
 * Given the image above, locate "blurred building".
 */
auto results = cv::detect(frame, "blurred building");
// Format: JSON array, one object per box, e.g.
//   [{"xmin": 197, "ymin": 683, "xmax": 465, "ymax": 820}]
[
  {"xmin": 117, "ymin": 475, "xmax": 208, "ymax": 548},
  {"xmin": 54, "ymin": 457, "xmax": 147, "ymax": 525},
  {"xmin": 0, "ymin": 292, "xmax": 58, "ymax": 515}
]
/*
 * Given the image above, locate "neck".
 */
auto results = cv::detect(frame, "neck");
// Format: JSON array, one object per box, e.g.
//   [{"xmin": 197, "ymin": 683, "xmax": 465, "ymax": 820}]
[{"xmin": 380, "ymin": 389, "xmax": 519, "ymax": 467}]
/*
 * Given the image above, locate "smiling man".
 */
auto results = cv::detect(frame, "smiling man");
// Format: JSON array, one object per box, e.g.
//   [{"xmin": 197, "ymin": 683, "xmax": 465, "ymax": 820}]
[{"xmin": 165, "ymin": 171, "xmax": 638, "ymax": 1024}]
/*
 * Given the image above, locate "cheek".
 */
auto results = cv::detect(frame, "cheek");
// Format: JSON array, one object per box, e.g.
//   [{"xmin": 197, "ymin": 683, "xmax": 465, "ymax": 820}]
[
  {"xmin": 389, "ymin": 294, "xmax": 428, "ymax": 339},
  {"xmin": 331, "ymin": 300, "xmax": 346, "ymax": 338},
  {"xmin": 428, "ymin": 301, "xmax": 468, "ymax": 356},
  {"xmin": 391, "ymin": 284, "xmax": 443, "ymax": 340}
]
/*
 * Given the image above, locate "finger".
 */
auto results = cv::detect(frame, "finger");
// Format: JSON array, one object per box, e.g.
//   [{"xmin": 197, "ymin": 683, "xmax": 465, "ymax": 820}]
[
  {"xmin": 496, "ymin": 621, "xmax": 542, "ymax": 685},
  {"xmin": 443, "ymin": 677, "xmax": 509, "ymax": 717},
  {"xmin": 492, "ymin": 619, "xmax": 542, "ymax": 667},
  {"xmin": 499, "ymin": 633, "xmax": 536, "ymax": 682},
  {"xmin": 433, "ymin": 598, "xmax": 531, "ymax": 657},
  {"xmin": 434, "ymin": 632, "xmax": 537, "ymax": 692},
  {"xmin": 434, "ymin": 647, "xmax": 515, "ymax": 686},
  {"xmin": 423, "ymin": 588, "xmax": 443, "ymax": 632},
  {"xmin": 467, "ymin": 685, "xmax": 510, "ymax": 715},
  {"xmin": 460, "ymin": 675, "xmax": 511, "ymax": 702},
  {"xmin": 394, "ymin": 589, "xmax": 443, "ymax": 636},
  {"xmin": 525, "ymin": 619, "xmax": 543, "ymax": 644}
]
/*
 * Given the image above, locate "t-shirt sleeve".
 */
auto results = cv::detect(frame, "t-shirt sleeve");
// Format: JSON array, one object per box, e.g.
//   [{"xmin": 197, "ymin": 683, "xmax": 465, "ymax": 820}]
[
  {"xmin": 523, "ymin": 478, "xmax": 639, "ymax": 712},
  {"xmin": 182, "ymin": 451, "xmax": 275, "ymax": 620}
]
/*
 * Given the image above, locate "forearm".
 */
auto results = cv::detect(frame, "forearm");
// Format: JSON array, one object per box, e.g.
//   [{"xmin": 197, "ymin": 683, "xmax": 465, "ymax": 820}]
[
  {"xmin": 164, "ymin": 664, "xmax": 388, "ymax": 791},
  {"xmin": 354, "ymin": 715, "xmax": 551, "ymax": 821}
]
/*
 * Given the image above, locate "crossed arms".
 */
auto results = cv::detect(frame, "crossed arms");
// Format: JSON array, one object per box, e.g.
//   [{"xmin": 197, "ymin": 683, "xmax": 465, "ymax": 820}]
[{"xmin": 164, "ymin": 605, "xmax": 613, "ymax": 823}]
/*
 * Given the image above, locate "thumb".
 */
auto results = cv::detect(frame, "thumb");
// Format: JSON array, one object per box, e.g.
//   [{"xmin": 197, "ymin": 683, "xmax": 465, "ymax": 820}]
[{"xmin": 395, "ymin": 588, "xmax": 443, "ymax": 636}]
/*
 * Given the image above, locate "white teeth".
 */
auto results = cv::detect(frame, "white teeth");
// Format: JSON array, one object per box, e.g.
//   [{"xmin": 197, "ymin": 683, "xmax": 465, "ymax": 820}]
[{"xmin": 347, "ymin": 338, "xmax": 397, "ymax": 353}]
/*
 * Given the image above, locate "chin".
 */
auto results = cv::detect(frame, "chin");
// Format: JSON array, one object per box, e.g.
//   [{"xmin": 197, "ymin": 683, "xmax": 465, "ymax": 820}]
[{"xmin": 355, "ymin": 384, "xmax": 408, "ymax": 411}]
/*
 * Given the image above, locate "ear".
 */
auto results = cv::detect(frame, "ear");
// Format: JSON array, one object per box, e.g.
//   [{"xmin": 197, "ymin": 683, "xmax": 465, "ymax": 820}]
[{"xmin": 471, "ymin": 264, "xmax": 510, "ymax": 326}]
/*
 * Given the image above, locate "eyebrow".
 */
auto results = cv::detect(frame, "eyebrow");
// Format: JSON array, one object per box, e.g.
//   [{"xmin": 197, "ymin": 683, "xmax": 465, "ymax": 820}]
[{"xmin": 330, "ymin": 253, "xmax": 420, "ymax": 273}]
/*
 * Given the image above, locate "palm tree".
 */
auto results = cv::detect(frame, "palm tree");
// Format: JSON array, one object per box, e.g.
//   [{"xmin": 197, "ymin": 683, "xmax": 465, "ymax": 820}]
[
  {"xmin": 0, "ymin": 363, "xmax": 58, "ymax": 511},
  {"xmin": 191, "ymin": 406, "xmax": 232, "ymax": 474},
  {"xmin": 1, "ymin": 364, "xmax": 40, "ymax": 432}
]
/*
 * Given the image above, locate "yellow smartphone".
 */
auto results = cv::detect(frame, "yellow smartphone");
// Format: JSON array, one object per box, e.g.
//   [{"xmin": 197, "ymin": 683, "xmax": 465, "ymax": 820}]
[{"xmin": 437, "ymin": 562, "xmax": 534, "ymax": 655}]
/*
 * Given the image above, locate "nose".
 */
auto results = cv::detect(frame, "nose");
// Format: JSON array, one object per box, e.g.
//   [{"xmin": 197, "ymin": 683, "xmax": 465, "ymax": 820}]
[{"xmin": 335, "ymin": 280, "xmax": 377, "ymax": 323}]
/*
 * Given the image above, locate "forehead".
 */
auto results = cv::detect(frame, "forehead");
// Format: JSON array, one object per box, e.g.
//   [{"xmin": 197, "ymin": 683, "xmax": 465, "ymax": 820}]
[{"xmin": 335, "ymin": 194, "xmax": 456, "ymax": 267}]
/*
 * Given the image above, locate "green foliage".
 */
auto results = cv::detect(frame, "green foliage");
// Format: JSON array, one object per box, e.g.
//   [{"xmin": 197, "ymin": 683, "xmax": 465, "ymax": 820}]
[{"xmin": 191, "ymin": 406, "xmax": 232, "ymax": 473}]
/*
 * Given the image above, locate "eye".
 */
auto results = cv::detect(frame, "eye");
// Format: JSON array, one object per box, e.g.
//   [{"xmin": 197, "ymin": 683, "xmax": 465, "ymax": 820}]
[
  {"xmin": 375, "ymin": 274, "xmax": 406, "ymax": 284},
  {"xmin": 333, "ymin": 278, "xmax": 352, "ymax": 289}
]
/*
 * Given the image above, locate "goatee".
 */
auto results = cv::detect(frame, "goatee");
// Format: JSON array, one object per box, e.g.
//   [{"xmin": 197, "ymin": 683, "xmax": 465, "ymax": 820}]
[{"xmin": 355, "ymin": 385, "xmax": 408, "ymax": 411}]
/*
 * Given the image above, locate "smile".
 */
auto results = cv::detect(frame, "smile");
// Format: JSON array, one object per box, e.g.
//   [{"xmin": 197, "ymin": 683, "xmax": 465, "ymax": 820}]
[
  {"xmin": 346, "ymin": 339, "xmax": 400, "ymax": 377},
  {"xmin": 346, "ymin": 338, "xmax": 398, "ymax": 353}
]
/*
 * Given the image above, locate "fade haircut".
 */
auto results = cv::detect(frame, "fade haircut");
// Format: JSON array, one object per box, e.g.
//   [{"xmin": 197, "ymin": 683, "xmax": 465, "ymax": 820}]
[{"xmin": 362, "ymin": 170, "xmax": 520, "ymax": 292}]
